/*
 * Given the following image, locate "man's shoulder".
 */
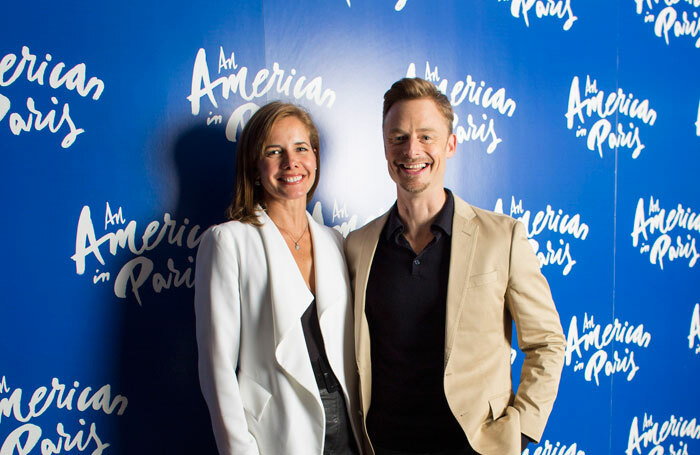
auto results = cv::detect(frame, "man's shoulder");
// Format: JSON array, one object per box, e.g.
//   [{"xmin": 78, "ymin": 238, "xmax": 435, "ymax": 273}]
[
  {"xmin": 346, "ymin": 211, "xmax": 390, "ymax": 245},
  {"xmin": 345, "ymin": 211, "xmax": 390, "ymax": 272},
  {"xmin": 453, "ymin": 195, "xmax": 517, "ymax": 230}
]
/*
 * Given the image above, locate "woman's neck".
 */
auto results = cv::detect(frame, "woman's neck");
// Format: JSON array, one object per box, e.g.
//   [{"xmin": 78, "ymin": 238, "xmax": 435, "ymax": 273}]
[{"xmin": 264, "ymin": 198, "xmax": 308, "ymax": 233}]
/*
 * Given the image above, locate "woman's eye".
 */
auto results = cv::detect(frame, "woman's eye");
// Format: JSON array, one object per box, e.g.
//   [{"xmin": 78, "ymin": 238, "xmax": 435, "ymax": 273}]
[{"xmin": 265, "ymin": 149, "xmax": 281, "ymax": 156}]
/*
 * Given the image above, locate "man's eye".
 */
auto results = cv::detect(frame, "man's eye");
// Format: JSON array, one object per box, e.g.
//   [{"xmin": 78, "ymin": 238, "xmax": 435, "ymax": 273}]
[
  {"xmin": 296, "ymin": 146, "xmax": 308, "ymax": 152},
  {"xmin": 421, "ymin": 135, "xmax": 432, "ymax": 141},
  {"xmin": 392, "ymin": 135, "xmax": 407, "ymax": 143}
]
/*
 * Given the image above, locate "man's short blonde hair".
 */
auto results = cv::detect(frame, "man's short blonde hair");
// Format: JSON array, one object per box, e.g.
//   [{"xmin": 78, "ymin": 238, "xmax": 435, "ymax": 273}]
[{"xmin": 383, "ymin": 77, "xmax": 454, "ymax": 133}]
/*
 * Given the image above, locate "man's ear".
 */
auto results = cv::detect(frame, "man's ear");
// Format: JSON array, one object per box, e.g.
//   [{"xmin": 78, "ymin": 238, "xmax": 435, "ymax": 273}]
[{"xmin": 446, "ymin": 133, "xmax": 457, "ymax": 158}]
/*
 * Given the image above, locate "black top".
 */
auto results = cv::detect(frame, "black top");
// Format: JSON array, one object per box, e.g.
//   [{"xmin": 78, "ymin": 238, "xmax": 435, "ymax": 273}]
[
  {"xmin": 365, "ymin": 189, "xmax": 470, "ymax": 452},
  {"xmin": 301, "ymin": 299, "xmax": 340, "ymax": 392}
]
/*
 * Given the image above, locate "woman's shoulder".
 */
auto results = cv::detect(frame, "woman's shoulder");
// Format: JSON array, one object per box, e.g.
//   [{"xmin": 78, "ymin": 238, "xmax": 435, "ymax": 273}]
[
  {"xmin": 309, "ymin": 216, "xmax": 345, "ymax": 249},
  {"xmin": 210, "ymin": 219, "xmax": 255, "ymax": 232},
  {"xmin": 204, "ymin": 219, "xmax": 261, "ymax": 245}
]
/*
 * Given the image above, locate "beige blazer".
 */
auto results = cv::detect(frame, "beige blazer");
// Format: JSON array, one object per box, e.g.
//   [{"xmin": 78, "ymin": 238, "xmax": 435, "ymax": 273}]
[{"xmin": 345, "ymin": 195, "xmax": 566, "ymax": 455}]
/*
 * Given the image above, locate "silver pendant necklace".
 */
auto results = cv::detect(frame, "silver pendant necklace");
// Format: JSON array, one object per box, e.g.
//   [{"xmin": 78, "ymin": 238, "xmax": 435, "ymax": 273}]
[{"xmin": 277, "ymin": 221, "xmax": 308, "ymax": 251}]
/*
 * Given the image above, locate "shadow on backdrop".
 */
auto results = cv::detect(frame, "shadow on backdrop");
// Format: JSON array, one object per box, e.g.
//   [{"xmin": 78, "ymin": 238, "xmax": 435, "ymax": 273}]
[{"xmin": 117, "ymin": 123, "xmax": 235, "ymax": 454}]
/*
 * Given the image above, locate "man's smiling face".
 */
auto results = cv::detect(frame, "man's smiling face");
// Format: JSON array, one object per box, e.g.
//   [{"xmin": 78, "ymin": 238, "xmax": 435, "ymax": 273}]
[{"xmin": 383, "ymin": 97, "xmax": 455, "ymax": 195}]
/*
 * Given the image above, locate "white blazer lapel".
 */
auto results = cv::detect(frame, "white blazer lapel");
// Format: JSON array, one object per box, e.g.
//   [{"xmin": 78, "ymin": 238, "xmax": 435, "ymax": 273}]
[
  {"xmin": 310, "ymin": 215, "xmax": 352, "ymax": 396},
  {"xmin": 257, "ymin": 211, "xmax": 318, "ymax": 400}
]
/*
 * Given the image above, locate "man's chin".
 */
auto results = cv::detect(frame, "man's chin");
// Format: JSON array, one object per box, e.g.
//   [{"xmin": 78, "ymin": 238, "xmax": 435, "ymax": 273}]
[{"xmin": 398, "ymin": 181, "xmax": 430, "ymax": 194}]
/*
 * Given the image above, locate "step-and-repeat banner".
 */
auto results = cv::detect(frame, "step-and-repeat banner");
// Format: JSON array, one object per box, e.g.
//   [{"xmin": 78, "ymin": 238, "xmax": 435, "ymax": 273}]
[{"xmin": 1, "ymin": 1, "xmax": 698, "ymax": 454}]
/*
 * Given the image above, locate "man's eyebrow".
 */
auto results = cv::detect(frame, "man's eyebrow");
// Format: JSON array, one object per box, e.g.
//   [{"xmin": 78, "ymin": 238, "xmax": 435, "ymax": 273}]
[{"xmin": 386, "ymin": 127, "xmax": 438, "ymax": 133}]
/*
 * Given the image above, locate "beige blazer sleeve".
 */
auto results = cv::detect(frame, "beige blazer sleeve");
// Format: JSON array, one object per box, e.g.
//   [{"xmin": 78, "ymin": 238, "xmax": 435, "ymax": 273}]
[{"xmin": 506, "ymin": 221, "xmax": 566, "ymax": 441}]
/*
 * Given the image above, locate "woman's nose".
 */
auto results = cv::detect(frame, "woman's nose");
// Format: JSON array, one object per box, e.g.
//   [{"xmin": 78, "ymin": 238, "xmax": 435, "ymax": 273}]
[{"xmin": 281, "ymin": 151, "xmax": 298, "ymax": 168}]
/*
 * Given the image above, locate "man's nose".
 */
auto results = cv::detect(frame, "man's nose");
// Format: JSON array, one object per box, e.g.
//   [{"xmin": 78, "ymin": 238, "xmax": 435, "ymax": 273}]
[{"xmin": 406, "ymin": 135, "xmax": 422, "ymax": 157}]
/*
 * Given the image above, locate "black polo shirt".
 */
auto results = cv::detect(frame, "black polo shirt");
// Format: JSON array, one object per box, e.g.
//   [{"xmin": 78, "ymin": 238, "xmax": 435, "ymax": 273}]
[{"xmin": 365, "ymin": 189, "xmax": 469, "ymax": 452}]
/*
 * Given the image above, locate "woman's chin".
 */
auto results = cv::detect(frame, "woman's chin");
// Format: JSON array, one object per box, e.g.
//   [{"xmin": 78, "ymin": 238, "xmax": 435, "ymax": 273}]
[{"xmin": 264, "ymin": 191, "xmax": 310, "ymax": 206}]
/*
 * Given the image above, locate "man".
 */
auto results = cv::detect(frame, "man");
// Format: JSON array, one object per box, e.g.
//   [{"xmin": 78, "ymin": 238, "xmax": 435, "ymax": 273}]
[{"xmin": 345, "ymin": 78, "xmax": 566, "ymax": 455}]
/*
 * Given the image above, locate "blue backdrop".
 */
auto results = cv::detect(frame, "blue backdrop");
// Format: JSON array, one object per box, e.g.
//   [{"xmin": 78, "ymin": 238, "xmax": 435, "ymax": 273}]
[{"xmin": 1, "ymin": 1, "xmax": 699, "ymax": 454}]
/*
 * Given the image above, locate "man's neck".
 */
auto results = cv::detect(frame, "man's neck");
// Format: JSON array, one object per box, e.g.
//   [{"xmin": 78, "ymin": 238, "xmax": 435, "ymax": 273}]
[{"xmin": 396, "ymin": 186, "xmax": 447, "ymax": 254}]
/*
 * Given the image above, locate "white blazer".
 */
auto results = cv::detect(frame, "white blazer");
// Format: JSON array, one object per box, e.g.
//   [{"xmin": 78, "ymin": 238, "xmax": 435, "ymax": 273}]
[{"xmin": 194, "ymin": 209, "xmax": 360, "ymax": 455}]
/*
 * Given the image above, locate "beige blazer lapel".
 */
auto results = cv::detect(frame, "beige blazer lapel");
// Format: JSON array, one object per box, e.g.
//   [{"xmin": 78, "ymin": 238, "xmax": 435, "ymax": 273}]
[
  {"xmin": 258, "ymin": 211, "xmax": 318, "ymax": 402},
  {"xmin": 350, "ymin": 213, "xmax": 389, "ymax": 412},
  {"xmin": 444, "ymin": 197, "xmax": 479, "ymax": 365}
]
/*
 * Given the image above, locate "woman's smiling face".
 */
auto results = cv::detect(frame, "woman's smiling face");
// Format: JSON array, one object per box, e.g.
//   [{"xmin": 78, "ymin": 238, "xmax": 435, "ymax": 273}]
[{"xmin": 257, "ymin": 115, "xmax": 317, "ymax": 205}]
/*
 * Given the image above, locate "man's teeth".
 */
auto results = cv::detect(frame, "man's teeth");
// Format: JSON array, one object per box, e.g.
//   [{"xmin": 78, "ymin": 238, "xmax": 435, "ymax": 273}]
[
  {"xmin": 401, "ymin": 163, "xmax": 427, "ymax": 170},
  {"xmin": 281, "ymin": 176, "xmax": 302, "ymax": 183}
]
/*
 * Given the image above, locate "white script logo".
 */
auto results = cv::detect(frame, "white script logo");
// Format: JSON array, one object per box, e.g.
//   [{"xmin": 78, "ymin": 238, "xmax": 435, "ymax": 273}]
[
  {"xmin": 0, "ymin": 46, "xmax": 104, "ymax": 148},
  {"xmin": 689, "ymin": 303, "xmax": 700, "ymax": 355},
  {"xmin": 565, "ymin": 75, "xmax": 657, "ymax": 159},
  {"xmin": 522, "ymin": 439, "xmax": 586, "ymax": 455},
  {"xmin": 187, "ymin": 47, "xmax": 336, "ymax": 143},
  {"xmin": 406, "ymin": 61, "xmax": 517, "ymax": 155},
  {"xmin": 633, "ymin": 0, "xmax": 700, "ymax": 48},
  {"xmin": 627, "ymin": 413, "xmax": 700, "ymax": 455},
  {"xmin": 631, "ymin": 196, "xmax": 700, "ymax": 270},
  {"xmin": 494, "ymin": 196, "xmax": 589, "ymax": 276},
  {"xmin": 344, "ymin": 0, "xmax": 407, "ymax": 10},
  {"xmin": 0, "ymin": 376, "xmax": 126, "ymax": 455},
  {"xmin": 311, "ymin": 200, "xmax": 361, "ymax": 238},
  {"xmin": 505, "ymin": 0, "xmax": 578, "ymax": 31},
  {"xmin": 70, "ymin": 202, "xmax": 203, "ymax": 305},
  {"xmin": 565, "ymin": 313, "xmax": 651, "ymax": 386}
]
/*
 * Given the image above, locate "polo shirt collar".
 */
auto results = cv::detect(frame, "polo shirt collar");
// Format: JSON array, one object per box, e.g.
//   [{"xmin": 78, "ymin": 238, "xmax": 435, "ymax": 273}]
[{"xmin": 384, "ymin": 188, "xmax": 455, "ymax": 242}]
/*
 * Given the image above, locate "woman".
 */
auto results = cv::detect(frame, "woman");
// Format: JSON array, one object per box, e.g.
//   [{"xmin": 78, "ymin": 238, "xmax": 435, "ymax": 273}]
[{"xmin": 195, "ymin": 102, "xmax": 360, "ymax": 455}]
